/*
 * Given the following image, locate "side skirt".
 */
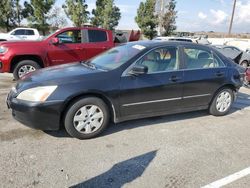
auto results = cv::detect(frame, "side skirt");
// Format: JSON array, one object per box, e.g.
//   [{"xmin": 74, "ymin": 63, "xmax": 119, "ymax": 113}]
[{"xmin": 114, "ymin": 105, "xmax": 209, "ymax": 123}]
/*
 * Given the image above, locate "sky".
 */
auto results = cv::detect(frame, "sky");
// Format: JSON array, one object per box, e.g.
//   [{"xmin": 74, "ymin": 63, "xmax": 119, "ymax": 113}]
[{"xmin": 20, "ymin": 0, "xmax": 250, "ymax": 33}]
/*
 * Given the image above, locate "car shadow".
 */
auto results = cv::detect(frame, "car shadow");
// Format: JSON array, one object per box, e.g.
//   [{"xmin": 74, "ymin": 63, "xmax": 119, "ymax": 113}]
[
  {"xmin": 230, "ymin": 91, "xmax": 250, "ymax": 113},
  {"xmin": 69, "ymin": 150, "xmax": 157, "ymax": 188},
  {"xmin": 44, "ymin": 110, "xmax": 209, "ymax": 138},
  {"xmin": 44, "ymin": 91, "xmax": 250, "ymax": 139}
]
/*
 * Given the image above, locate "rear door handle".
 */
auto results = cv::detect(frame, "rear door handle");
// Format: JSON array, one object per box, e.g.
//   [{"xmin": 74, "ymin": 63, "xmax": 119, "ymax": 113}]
[
  {"xmin": 215, "ymin": 71, "xmax": 224, "ymax": 77},
  {"xmin": 169, "ymin": 76, "xmax": 181, "ymax": 82}
]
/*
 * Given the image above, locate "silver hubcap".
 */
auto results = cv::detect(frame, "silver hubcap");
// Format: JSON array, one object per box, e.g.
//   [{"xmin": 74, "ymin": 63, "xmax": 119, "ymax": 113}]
[
  {"xmin": 73, "ymin": 105, "xmax": 104, "ymax": 134},
  {"xmin": 216, "ymin": 91, "xmax": 232, "ymax": 112},
  {"xmin": 18, "ymin": 65, "xmax": 36, "ymax": 78},
  {"xmin": 241, "ymin": 62, "xmax": 248, "ymax": 68}
]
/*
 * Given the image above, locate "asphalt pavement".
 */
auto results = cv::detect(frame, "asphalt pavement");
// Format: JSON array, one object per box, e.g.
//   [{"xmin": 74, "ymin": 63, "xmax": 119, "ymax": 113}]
[{"xmin": 0, "ymin": 73, "xmax": 250, "ymax": 188}]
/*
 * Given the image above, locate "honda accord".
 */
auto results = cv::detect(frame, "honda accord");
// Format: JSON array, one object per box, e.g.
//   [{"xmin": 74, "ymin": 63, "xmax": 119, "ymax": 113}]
[{"xmin": 6, "ymin": 41, "xmax": 245, "ymax": 139}]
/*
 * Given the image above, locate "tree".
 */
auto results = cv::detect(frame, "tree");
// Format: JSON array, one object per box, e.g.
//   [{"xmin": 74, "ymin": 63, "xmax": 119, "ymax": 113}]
[
  {"xmin": 48, "ymin": 6, "xmax": 67, "ymax": 29},
  {"xmin": 91, "ymin": 0, "xmax": 121, "ymax": 30},
  {"xmin": 15, "ymin": 0, "xmax": 23, "ymax": 26},
  {"xmin": 63, "ymin": 0, "xmax": 89, "ymax": 27},
  {"xmin": 23, "ymin": 0, "xmax": 55, "ymax": 35},
  {"xmin": 135, "ymin": 0, "xmax": 158, "ymax": 40},
  {"xmin": 162, "ymin": 0, "xmax": 177, "ymax": 36},
  {"xmin": 0, "ymin": 0, "xmax": 17, "ymax": 31}
]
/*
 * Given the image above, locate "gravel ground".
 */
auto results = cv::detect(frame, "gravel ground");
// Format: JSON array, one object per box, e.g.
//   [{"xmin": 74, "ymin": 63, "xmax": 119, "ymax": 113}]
[{"xmin": 0, "ymin": 73, "xmax": 250, "ymax": 188}]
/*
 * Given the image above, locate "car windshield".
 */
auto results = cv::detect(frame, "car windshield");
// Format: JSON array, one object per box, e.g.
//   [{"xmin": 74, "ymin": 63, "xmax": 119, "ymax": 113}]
[{"xmin": 83, "ymin": 44, "xmax": 146, "ymax": 70}]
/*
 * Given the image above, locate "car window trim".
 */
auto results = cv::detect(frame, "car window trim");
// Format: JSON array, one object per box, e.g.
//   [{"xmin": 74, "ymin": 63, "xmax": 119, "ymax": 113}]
[
  {"xmin": 122, "ymin": 45, "xmax": 181, "ymax": 77},
  {"xmin": 181, "ymin": 46, "xmax": 226, "ymax": 70}
]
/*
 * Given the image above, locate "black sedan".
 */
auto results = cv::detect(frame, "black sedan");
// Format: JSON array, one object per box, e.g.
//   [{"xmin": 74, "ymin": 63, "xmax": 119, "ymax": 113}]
[
  {"xmin": 7, "ymin": 41, "xmax": 245, "ymax": 139},
  {"xmin": 214, "ymin": 45, "xmax": 250, "ymax": 68}
]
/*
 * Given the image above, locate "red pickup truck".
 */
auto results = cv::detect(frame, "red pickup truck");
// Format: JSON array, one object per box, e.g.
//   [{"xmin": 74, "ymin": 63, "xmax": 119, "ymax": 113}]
[{"xmin": 0, "ymin": 27, "xmax": 140, "ymax": 80}]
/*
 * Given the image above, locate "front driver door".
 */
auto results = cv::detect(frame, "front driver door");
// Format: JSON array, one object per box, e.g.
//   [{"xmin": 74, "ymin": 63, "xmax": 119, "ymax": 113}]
[
  {"xmin": 119, "ymin": 46, "xmax": 184, "ymax": 119},
  {"xmin": 47, "ymin": 29, "xmax": 86, "ymax": 65}
]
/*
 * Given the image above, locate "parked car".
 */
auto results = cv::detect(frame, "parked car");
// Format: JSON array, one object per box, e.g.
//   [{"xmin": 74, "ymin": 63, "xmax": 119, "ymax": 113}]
[
  {"xmin": 0, "ymin": 28, "xmax": 40, "ymax": 41},
  {"xmin": 153, "ymin": 36, "xmax": 194, "ymax": 42},
  {"xmin": 0, "ymin": 27, "xmax": 140, "ymax": 80},
  {"xmin": 153, "ymin": 36, "xmax": 210, "ymax": 45},
  {"xmin": 225, "ymin": 39, "xmax": 250, "ymax": 52},
  {"xmin": 214, "ymin": 45, "xmax": 250, "ymax": 68},
  {"xmin": 245, "ymin": 68, "xmax": 250, "ymax": 85},
  {"xmin": 7, "ymin": 41, "xmax": 245, "ymax": 139}
]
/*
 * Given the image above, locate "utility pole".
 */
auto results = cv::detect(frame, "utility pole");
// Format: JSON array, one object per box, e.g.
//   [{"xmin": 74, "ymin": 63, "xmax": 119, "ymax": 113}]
[
  {"xmin": 228, "ymin": 0, "xmax": 237, "ymax": 35},
  {"xmin": 155, "ymin": 0, "xmax": 169, "ymax": 36},
  {"xmin": 159, "ymin": 0, "xmax": 164, "ymax": 36}
]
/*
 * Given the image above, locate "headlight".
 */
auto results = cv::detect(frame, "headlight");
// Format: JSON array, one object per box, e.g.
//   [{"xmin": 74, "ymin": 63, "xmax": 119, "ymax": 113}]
[
  {"xmin": 0, "ymin": 46, "xmax": 8, "ymax": 54},
  {"xmin": 17, "ymin": 86, "xmax": 57, "ymax": 102}
]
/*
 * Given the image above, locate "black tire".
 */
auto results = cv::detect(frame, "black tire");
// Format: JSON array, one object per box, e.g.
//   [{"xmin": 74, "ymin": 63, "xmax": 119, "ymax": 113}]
[
  {"xmin": 13, "ymin": 60, "xmax": 41, "ymax": 80},
  {"xmin": 240, "ymin": 60, "xmax": 248, "ymax": 68},
  {"xmin": 64, "ymin": 97, "xmax": 110, "ymax": 139},
  {"xmin": 209, "ymin": 88, "xmax": 234, "ymax": 116}
]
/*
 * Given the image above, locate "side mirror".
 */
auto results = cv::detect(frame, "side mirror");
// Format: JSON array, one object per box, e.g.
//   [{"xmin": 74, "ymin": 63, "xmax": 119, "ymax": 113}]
[
  {"xmin": 51, "ymin": 37, "xmax": 60, "ymax": 45},
  {"xmin": 128, "ymin": 65, "xmax": 148, "ymax": 76}
]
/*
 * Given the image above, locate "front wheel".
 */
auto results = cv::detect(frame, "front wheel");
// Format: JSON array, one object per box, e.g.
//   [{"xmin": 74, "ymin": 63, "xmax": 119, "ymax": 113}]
[
  {"xmin": 64, "ymin": 97, "xmax": 110, "ymax": 139},
  {"xmin": 13, "ymin": 60, "xmax": 41, "ymax": 80},
  {"xmin": 209, "ymin": 88, "xmax": 234, "ymax": 116}
]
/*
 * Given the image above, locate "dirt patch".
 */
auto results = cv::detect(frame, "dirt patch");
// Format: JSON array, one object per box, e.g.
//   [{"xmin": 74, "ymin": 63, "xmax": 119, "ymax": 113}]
[{"xmin": 0, "ymin": 128, "xmax": 44, "ymax": 142}]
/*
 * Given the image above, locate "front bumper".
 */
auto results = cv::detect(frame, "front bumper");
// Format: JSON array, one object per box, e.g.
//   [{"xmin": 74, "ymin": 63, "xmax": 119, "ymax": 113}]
[
  {"xmin": 7, "ymin": 92, "xmax": 64, "ymax": 130},
  {"xmin": 0, "ymin": 56, "xmax": 10, "ymax": 73}
]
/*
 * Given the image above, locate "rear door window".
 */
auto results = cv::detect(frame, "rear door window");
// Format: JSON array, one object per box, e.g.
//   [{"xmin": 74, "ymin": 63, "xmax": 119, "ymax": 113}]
[
  {"xmin": 183, "ymin": 47, "xmax": 224, "ymax": 69},
  {"xmin": 88, "ymin": 30, "xmax": 107, "ymax": 42},
  {"xmin": 25, "ymin": 30, "xmax": 35, "ymax": 35}
]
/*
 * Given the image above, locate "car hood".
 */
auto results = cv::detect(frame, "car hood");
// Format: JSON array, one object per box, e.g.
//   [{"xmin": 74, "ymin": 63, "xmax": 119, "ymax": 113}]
[{"xmin": 16, "ymin": 63, "xmax": 105, "ymax": 90}]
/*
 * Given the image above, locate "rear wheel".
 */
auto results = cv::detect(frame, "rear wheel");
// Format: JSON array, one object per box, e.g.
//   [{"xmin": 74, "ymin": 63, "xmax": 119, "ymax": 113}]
[
  {"xmin": 209, "ymin": 88, "xmax": 234, "ymax": 116},
  {"xmin": 13, "ymin": 60, "xmax": 41, "ymax": 80},
  {"xmin": 64, "ymin": 97, "xmax": 110, "ymax": 139}
]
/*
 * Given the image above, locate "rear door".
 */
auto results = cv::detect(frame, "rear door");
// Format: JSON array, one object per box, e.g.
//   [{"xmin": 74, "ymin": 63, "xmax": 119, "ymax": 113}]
[
  {"xmin": 47, "ymin": 29, "xmax": 86, "ymax": 65},
  {"xmin": 119, "ymin": 46, "xmax": 184, "ymax": 118},
  {"xmin": 82, "ymin": 29, "xmax": 113, "ymax": 60},
  {"xmin": 181, "ymin": 46, "xmax": 228, "ymax": 108},
  {"xmin": 24, "ymin": 29, "xmax": 36, "ymax": 40}
]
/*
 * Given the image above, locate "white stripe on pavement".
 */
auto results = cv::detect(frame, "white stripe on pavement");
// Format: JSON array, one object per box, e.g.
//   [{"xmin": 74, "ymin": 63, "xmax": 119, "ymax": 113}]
[{"xmin": 201, "ymin": 166, "xmax": 250, "ymax": 188}]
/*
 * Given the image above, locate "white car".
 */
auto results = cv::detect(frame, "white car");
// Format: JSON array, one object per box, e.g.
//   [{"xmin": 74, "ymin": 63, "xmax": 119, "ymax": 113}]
[
  {"xmin": 225, "ymin": 39, "xmax": 250, "ymax": 52},
  {"xmin": 0, "ymin": 28, "xmax": 40, "ymax": 41},
  {"xmin": 153, "ymin": 36, "xmax": 194, "ymax": 43}
]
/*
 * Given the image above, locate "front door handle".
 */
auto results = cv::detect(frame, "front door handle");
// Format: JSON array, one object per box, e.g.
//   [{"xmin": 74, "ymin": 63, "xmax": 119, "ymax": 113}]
[{"xmin": 169, "ymin": 76, "xmax": 181, "ymax": 82}]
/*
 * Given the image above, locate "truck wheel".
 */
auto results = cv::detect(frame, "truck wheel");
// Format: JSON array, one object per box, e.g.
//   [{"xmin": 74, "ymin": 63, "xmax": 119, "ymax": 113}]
[
  {"xmin": 13, "ymin": 60, "xmax": 41, "ymax": 80},
  {"xmin": 64, "ymin": 97, "xmax": 110, "ymax": 139},
  {"xmin": 209, "ymin": 88, "xmax": 234, "ymax": 116},
  {"xmin": 240, "ymin": 61, "xmax": 248, "ymax": 68}
]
